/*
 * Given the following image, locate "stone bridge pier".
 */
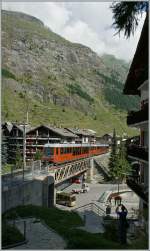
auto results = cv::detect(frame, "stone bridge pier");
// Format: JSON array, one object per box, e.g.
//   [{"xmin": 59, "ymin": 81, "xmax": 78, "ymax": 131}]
[{"xmin": 86, "ymin": 158, "xmax": 94, "ymax": 182}]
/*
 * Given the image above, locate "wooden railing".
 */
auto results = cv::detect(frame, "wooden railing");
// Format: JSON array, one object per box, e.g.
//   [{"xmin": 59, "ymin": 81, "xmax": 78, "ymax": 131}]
[
  {"xmin": 126, "ymin": 178, "xmax": 148, "ymax": 203},
  {"xmin": 127, "ymin": 102, "xmax": 148, "ymax": 125},
  {"xmin": 127, "ymin": 144, "xmax": 148, "ymax": 161}
]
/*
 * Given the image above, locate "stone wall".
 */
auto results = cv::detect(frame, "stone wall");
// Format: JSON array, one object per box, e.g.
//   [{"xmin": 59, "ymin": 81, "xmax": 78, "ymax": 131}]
[{"xmin": 2, "ymin": 176, "xmax": 54, "ymax": 213}]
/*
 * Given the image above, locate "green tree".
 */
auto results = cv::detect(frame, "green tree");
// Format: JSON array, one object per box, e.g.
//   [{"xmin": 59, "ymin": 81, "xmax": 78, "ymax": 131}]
[
  {"xmin": 111, "ymin": 1, "xmax": 148, "ymax": 38},
  {"xmin": 34, "ymin": 150, "xmax": 43, "ymax": 160},
  {"xmin": 15, "ymin": 146, "xmax": 23, "ymax": 169},
  {"xmin": 108, "ymin": 129, "xmax": 118, "ymax": 179},
  {"xmin": 114, "ymin": 140, "xmax": 131, "ymax": 181}
]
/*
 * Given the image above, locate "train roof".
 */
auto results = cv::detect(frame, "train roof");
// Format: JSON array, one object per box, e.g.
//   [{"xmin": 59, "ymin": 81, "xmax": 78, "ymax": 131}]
[{"xmin": 44, "ymin": 143, "xmax": 109, "ymax": 148}]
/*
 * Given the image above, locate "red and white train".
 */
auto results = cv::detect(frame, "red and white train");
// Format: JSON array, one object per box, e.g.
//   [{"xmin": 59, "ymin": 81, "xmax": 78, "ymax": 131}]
[{"xmin": 42, "ymin": 143, "xmax": 109, "ymax": 164}]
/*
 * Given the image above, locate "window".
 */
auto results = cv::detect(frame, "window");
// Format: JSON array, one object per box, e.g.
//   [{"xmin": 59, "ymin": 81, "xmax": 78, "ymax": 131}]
[
  {"xmin": 56, "ymin": 148, "xmax": 58, "ymax": 155},
  {"xmin": 45, "ymin": 147, "xmax": 54, "ymax": 156},
  {"xmin": 73, "ymin": 148, "xmax": 75, "ymax": 155}
]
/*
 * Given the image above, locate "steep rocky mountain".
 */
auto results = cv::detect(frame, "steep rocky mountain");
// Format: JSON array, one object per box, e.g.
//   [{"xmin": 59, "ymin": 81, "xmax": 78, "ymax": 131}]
[{"xmin": 1, "ymin": 10, "xmax": 139, "ymax": 135}]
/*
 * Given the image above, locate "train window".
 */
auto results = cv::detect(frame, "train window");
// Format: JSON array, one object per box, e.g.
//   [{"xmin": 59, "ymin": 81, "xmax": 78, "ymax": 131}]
[
  {"xmin": 60, "ymin": 148, "xmax": 63, "ymax": 154},
  {"xmin": 45, "ymin": 147, "xmax": 50, "ymax": 156},
  {"xmin": 56, "ymin": 148, "xmax": 58, "ymax": 155},
  {"xmin": 74, "ymin": 148, "xmax": 77, "ymax": 155},
  {"xmin": 45, "ymin": 147, "xmax": 54, "ymax": 156},
  {"xmin": 73, "ymin": 148, "xmax": 76, "ymax": 155},
  {"xmin": 76, "ymin": 148, "xmax": 78, "ymax": 155}
]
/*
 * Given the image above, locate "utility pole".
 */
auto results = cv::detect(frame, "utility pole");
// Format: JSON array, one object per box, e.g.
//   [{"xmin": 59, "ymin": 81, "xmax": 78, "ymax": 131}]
[{"xmin": 23, "ymin": 123, "xmax": 26, "ymax": 181}]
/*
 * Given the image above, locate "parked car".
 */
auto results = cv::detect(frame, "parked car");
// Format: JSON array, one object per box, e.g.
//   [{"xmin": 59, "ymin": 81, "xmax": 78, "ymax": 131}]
[
  {"xmin": 72, "ymin": 178, "xmax": 81, "ymax": 184},
  {"xmin": 83, "ymin": 185, "xmax": 90, "ymax": 193}
]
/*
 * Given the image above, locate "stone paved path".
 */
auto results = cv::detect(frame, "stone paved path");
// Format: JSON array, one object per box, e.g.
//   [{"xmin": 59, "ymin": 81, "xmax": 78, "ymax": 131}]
[{"xmin": 10, "ymin": 218, "xmax": 66, "ymax": 250}]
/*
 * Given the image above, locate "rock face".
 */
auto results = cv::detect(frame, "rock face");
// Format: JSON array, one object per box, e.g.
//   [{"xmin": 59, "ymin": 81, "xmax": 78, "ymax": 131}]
[{"xmin": 1, "ymin": 10, "xmax": 139, "ymax": 135}]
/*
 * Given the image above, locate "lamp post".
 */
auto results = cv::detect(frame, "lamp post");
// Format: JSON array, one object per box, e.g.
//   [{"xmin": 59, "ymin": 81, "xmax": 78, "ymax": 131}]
[{"xmin": 116, "ymin": 176, "xmax": 120, "ymax": 194}]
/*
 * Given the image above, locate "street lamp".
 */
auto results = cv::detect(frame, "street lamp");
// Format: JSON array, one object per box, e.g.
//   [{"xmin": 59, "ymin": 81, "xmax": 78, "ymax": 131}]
[{"xmin": 116, "ymin": 176, "xmax": 120, "ymax": 194}]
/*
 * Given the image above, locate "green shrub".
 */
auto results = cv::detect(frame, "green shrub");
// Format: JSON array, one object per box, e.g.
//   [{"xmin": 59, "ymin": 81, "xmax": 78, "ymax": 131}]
[
  {"xmin": 19, "ymin": 92, "xmax": 25, "ymax": 99},
  {"xmin": 2, "ymin": 68, "xmax": 17, "ymax": 80}
]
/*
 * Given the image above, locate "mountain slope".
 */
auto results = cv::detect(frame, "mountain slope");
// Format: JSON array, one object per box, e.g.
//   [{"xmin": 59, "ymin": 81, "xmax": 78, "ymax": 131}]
[{"xmin": 2, "ymin": 10, "xmax": 139, "ymax": 136}]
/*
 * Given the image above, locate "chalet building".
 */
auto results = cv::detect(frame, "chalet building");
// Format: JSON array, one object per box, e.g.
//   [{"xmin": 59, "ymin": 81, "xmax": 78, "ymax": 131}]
[
  {"xmin": 7, "ymin": 123, "xmax": 33, "ymax": 163},
  {"xmin": 65, "ymin": 128, "xmax": 96, "ymax": 144},
  {"xmin": 1, "ymin": 122, "xmax": 13, "ymax": 164},
  {"xmin": 100, "ymin": 133, "xmax": 121, "ymax": 145},
  {"xmin": 2, "ymin": 123, "xmax": 78, "ymax": 163},
  {"xmin": 123, "ymin": 14, "xmax": 148, "ymax": 224},
  {"xmin": 26, "ymin": 125, "xmax": 77, "ymax": 161}
]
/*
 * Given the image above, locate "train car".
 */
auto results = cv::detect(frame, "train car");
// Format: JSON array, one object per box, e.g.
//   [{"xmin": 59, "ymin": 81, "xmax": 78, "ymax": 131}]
[{"xmin": 42, "ymin": 143, "xmax": 109, "ymax": 164}]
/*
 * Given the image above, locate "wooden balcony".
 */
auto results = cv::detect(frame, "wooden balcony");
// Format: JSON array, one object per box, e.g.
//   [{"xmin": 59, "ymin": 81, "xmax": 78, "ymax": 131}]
[
  {"xmin": 126, "ymin": 177, "xmax": 148, "ymax": 203},
  {"xmin": 127, "ymin": 103, "xmax": 148, "ymax": 126},
  {"xmin": 127, "ymin": 144, "xmax": 148, "ymax": 162}
]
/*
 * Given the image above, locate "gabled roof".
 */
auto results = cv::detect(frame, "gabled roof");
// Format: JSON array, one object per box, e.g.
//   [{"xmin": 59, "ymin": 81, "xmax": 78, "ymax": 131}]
[
  {"xmin": 65, "ymin": 128, "xmax": 95, "ymax": 136},
  {"xmin": 13, "ymin": 124, "xmax": 34, "ymax": 133},
  {"xmin": 46, "ymin": 126, "xmax": 78, "ymax": 138},
  {"xmin": 26, "ymin": 125, "xmax": 78, "ymax": 138},
  {"xmin": 123, "ymin": 14, "xmax": 148, "ymax": 95}
]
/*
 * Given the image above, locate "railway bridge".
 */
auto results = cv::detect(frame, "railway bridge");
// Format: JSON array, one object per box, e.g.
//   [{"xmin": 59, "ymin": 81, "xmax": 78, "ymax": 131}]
[
  {"xmin": 2, "ymin": 154, "xmax": 108, "ymax": 212},
  {"xmin": 46, "ymin": 158, "xmax": 92, "ymax": 185}
]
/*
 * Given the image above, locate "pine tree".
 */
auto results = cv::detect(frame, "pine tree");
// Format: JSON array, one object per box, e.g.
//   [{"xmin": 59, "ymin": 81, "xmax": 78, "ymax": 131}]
[
  {"xmin": 108, "ymin": 129, "xmax": 118, "ymax": 179},
  {"xmin": 114, "ymin": 140, "xmax": 131, "ymax": 182}
]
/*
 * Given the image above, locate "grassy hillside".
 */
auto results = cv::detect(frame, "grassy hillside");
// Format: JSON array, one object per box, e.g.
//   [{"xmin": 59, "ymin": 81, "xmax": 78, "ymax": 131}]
[{"xmin": 2, "ymin": 10, "xmax": 139, "ymax": 136}]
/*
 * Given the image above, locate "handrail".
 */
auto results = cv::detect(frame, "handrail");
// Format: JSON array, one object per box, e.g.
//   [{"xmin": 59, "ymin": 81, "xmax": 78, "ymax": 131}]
[
  {"xmin": 94, "ymin": 159, "xmax": 110, "ymax": 178},
  {"xmin": 74, "ymin": 202, "xmax": 105, "ymax": 216}
]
